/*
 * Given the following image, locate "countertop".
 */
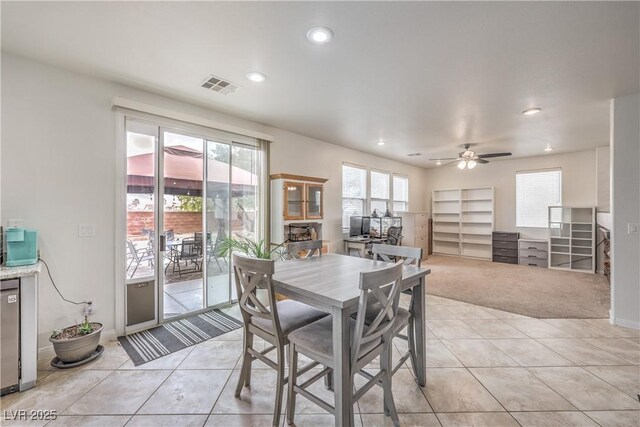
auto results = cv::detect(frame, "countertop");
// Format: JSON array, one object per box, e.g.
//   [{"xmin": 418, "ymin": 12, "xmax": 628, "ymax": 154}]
[{"xmin": 0, "ymin": 261, "xmax": 42, "ymax": 280}]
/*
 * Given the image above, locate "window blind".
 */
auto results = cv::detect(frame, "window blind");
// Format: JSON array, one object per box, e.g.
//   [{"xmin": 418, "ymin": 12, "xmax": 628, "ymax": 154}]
[
  {"xmin": 516, "ymin": 169, "xmax": 562, "ymax": 228},
  {"xmin": 342, "ymin": 165, "xmax": 367, "ymax": 228}
]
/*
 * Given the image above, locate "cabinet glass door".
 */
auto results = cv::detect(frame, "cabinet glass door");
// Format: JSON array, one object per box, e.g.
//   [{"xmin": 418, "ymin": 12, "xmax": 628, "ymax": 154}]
[
  {"xmin": 306, "ymin": 184, "xmax": 323, "ymax": 219},
  {"xmin": 284, "ymin": 181, "xmax": 304, "ymax": 219}
]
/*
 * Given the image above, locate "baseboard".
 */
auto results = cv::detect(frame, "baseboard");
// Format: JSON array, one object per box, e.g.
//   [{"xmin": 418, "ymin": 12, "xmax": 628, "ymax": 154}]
[
  {"xmin": 37, "ymin": 328, "xmax": 117, "ymax": 361},
  {"xmin": 611, "ymin": 317, "xmax": 640, "ymax": 330}
]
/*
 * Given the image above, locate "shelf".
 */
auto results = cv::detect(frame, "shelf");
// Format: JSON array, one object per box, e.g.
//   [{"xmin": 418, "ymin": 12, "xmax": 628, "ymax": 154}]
[
  {"xmin": 461, "ymin": 221, "xmax": 492, "ymax": 224},
  {"xmin": 434, "ymin": 237, "xmax": 460, "ymax": 243},
  {"xmin": 461, "ymin": 210, "xmax": 492, "ymax": 213},
  {"xmin": 461, "ymin": 232, "xmax": 492, "ymax": 236},
  {"xmin": 462, "ymin": 240, "xmax": 491, "ymax": 245},
  {"xmin": 433, "ymin": 212, "xmax": 459, "ymax": 215},
  {"xmin": 461, "ymin": 198, "xmax": 492, "ymax": 202},
  {"xmin": 433, "ymin": 220, "xmax": 459, "ymax": 223},
  {"xmin": 433, "ymin": 200, "xmax": 459, "ymax": 203}
]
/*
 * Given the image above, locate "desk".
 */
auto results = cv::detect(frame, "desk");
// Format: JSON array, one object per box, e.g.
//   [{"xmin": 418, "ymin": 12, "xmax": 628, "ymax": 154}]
[
  {"xmin": 343, "ymin": 237, "xmax": 384, "ymax": 257},
  {"xmin": 273, "ymin": 254, "xmax": 430, "ymax": 426}
]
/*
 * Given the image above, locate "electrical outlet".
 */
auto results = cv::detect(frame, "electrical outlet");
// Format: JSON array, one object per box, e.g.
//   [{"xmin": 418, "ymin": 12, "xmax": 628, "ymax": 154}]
[
  {"xmin": 628, "ymin": 223, "xmax": 640, "ymax": 234},
  {"xmin": 78, "ymin": 223, "xmax": 96, "ymax": 237}
]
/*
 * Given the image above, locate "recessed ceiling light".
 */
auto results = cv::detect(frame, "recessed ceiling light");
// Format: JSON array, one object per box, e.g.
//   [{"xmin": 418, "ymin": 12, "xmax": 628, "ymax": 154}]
[
  {"xmin": 436, "ymin": 160, "xmax": 442, "ymax": 166},
  {"xmin": 522, "ymin": 107, "xmax": 542, "ymax": 115},
  {"xmin": 544, "ymin": 146, "xmax": 553, "ymax": 152},
  {"xmin": 246, "ymin": 72, "xmax": 266, "ymax": 83},
  {"xmin": 377, "ymin": 141, "xmax": 385, "ymax": 146},
  {"xmin": 307, "ymin": 27, "xmax": 334, "ymax": 44}
]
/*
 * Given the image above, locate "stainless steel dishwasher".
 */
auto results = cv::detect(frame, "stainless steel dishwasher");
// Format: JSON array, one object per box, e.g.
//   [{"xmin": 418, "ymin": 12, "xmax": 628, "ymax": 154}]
[{"xmin": 1, "ymin": 279, "xmax": 20, "ymax": 396}]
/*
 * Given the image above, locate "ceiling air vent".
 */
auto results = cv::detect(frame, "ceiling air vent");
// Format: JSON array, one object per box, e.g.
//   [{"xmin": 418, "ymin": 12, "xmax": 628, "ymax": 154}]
[
  {"xmin": 407, "ymin": 153, "xmax": 422, "ymax": 157},
  {"xmin": 200, "ymin": 75, "xmax": 241, "ymax": 95}
]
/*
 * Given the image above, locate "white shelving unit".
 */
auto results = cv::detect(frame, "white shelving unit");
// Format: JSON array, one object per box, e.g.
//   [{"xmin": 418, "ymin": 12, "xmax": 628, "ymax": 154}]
[
  {"xmin": 432, "ymin": 187, "xmax": 495, "ymax": 259},
  {"xmin": 548, "ymin": 206, "xmax": 596, "ymax": 273}
]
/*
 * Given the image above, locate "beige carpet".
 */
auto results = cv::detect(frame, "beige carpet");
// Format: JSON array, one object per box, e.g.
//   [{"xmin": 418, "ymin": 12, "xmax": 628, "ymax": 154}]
[{"xmin": 425, "ymin": 255, "xmax": 610, "ymax": 319}]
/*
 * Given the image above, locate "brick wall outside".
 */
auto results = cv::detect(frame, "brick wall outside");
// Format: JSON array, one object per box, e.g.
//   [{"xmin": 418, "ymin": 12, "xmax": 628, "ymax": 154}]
[{"xmin": 127, "ymin": 211, "xmax": 251, "ymax": 237}]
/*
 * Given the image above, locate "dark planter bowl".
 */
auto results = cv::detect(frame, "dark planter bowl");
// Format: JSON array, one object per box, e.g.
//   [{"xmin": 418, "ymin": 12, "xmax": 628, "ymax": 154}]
[{"xmin": 49, "ymin": 323, "xmax": 103, "ymax": 363}]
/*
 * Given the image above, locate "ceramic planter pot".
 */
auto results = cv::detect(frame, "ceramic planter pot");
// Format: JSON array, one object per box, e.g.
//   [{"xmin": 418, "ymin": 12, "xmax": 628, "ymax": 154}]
[{"xmin": 49, "ymin": 323, "xmax": 102, "ymax": 363}]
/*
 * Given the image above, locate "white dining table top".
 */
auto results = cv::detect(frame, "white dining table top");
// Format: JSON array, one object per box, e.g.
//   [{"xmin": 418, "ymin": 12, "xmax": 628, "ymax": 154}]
[{"xmin": 272, "ymin": 253, "xmax": 430, "ymax": 309}]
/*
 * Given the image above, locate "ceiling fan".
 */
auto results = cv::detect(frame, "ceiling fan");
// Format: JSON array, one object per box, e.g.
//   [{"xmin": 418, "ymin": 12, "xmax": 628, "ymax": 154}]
[{"xmin": 429, "ymin": 144, "xmax": 512, "ymax": 169}]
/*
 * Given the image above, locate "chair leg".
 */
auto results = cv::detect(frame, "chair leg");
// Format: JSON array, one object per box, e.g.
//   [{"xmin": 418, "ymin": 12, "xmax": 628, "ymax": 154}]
[
  {"xmin": 324, "ymin": 366, "xmax": 333, "ymax": 390},
  {"xmin": 235, "ymin": 332, "xmax": 253, "ymax": 397},
  {"xmin": 286, "ymin": 343, "xmax": 298, "ymax": 425},
  {"xmin": 273, "ymin": 345, "xmax": 285, "ymax": 427},
  {"xmin": 381, "ymin": 345, "xmax": 400, "ymax": 426},
  {"xmin": 408, "ymin": 295, "xmax": 418, "ymax": 371}
]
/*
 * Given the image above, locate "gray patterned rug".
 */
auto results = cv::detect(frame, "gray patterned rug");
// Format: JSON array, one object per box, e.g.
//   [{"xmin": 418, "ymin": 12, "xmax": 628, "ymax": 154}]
[{"xmin": 118, "ymin": 309, "xmax": 243, "ymax": 366}]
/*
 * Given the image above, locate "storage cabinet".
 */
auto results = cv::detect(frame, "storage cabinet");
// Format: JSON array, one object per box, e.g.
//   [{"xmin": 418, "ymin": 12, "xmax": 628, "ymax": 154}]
[
  {"xmin": 548, "ymin": 206, "xmax": 596, "ymax": 273},
  {"xmin": 518, "ymin": 239, "xmax": 548, "ymax": 268},
  {"xmin": 432, "ymin": 187, "xmax": 494, "ymax": 259},
  {"xmin": 492, "ymin": 232, "xmax": 519, "ymax": 264},
  {"xmin": 270, "ymin": 174, "xmax": 328, "ymax": 245},
  {"xmin": 397, "ymin": 212, "xmax": 429, "ymax": 260}
]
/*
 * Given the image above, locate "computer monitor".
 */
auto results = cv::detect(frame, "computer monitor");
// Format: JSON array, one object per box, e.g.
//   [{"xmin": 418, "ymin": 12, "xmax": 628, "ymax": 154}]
[{"xmin": 349, "ymin": 216, "xmax": 370, "ymax": 237}]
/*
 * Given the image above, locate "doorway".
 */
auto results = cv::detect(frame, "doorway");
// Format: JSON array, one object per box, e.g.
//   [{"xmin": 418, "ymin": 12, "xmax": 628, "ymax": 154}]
[{"xmin": 123, "ymin": 117, "xmax": 262, "ymax": 331}]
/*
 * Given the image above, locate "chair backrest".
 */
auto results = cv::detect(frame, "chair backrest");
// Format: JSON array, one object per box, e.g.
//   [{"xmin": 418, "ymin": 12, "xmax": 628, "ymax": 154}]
[
  {"xmin": 285, "ymin": 240, "xmax": 323, "ymax": 259},
  {"xmin": 126, "ymin": 240, "xmax": 140, "ymax": 262},
  {"xmin": 351, "ymin": 262, "xmax": 404, "ymax": 365},
  {"xmin": 165, "ymin": 229, "xmax": 175, "ymax": 241},
  {"xmin": 385, "ymin": 226, "xmax": 403, "ymax": 246},
  {"xmin": 180, "ymin": 238, "xmax": 200, "ymax": 257},
  {"xmin": 371, "ymin": 243, "xmax": 422, "ymax": 267},
  {"xmin": 232, "ymin": 253, "xmax": 282, "ymax": 341}
]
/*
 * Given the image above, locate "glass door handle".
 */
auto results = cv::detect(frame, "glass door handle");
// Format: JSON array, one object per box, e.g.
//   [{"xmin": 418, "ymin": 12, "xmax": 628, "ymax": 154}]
[{"xmin": 160, "ymin": 234, "xmax": 166, "ymax": 252}]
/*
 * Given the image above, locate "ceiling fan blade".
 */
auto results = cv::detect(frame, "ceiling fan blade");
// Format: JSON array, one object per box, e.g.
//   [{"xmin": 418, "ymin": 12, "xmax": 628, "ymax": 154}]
[
  {"xmin": 442, "ymin": 158, "xmax": 462, "ymax": 166},
  {"xmin": 476, "ymin": 158, "xmax": 489, "ymax": 164},
  {"xmin": 477, "ymin": 152, "xmax": 512, "ymax": 159},
  {"xmin": 427, "ymin": 157, "xmax": 458, "ymax": 161}
]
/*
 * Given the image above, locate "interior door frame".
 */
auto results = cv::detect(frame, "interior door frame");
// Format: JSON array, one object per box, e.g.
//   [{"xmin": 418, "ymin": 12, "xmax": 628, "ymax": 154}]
[{"xmin": 115, "ymin": 109, "xmax": 259, "ymax": 335}]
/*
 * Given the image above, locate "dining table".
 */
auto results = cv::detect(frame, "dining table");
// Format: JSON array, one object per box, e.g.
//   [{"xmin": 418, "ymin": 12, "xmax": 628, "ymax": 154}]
[{"xmin": 272, "ymin": 253, "xmax": 430, "ymax": 427}]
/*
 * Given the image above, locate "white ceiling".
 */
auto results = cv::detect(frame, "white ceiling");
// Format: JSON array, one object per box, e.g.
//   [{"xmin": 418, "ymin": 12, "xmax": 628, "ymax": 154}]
[{"xmin": 2, "ymin": 2, "xmax": 638, "ymax": 167}]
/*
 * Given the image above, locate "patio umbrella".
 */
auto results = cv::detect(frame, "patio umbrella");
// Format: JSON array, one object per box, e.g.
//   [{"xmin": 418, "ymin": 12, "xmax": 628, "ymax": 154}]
[{"xmin": 127, "ymin": 146, "xmax": 257, "ymax": 196}]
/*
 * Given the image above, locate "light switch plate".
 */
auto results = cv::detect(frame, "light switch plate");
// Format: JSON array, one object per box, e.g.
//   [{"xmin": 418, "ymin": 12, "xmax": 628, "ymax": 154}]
[
  {"xmin": 629, "ymin": 223, "xmax": 640, "ymax": 234},
  {"xmin": 78, "ymin": 223, "xmax": 96, "ymax": 237}
]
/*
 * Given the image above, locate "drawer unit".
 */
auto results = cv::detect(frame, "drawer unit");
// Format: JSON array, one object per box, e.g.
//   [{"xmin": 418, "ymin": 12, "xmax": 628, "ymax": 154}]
[
  {"xmin": 518, "ymin": 239, "xmax": 548, "ymax": 268},
  {"xmin": 519, "ymin": 249, "xmax": 548, "ymax": 260},
  {"xmin": 519, "ymin": 257, "xmax": 548, "ymax": 267},
  {"xmin": 493, "ymin": 255, "xmax": 518, "ymax": 264},
  {"xmin": 493, "ymin": 240, "xmax": 518, "ymax": 250},
  {"xmin": 492, "ymin": 232, "xmax": 519, "ymax": 241},
  {"xmin": 492, "ymin": 231, "xmax": 520, "ymax": 264}
]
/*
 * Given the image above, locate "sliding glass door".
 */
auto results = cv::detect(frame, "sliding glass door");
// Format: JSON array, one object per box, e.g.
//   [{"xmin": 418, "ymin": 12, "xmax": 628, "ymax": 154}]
[{"xmin": 124, "ymin": 117, "xmax": 263, "ymax": 331}]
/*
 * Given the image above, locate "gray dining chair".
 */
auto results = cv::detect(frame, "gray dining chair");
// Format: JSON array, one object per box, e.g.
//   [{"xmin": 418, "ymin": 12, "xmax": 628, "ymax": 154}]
[
  {"xmin": 232, "ymin": 253, "xmax": 329, "ymax": 427},
  {"xmin": 126, "ymin": 239, "xmax": 154, "ymax": 278},
  {"xmin": 284, "ymin": 239, "xmax": 323, "ymax": 259},
  {"xmin": 371, "ymin": 243, "xmax": 423, "ymax": 375},
  {"xmin": 286, "ymin": 262, "xmax": 404, "ymax": 426}
]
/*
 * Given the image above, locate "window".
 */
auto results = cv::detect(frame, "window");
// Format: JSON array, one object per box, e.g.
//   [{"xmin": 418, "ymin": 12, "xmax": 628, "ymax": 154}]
[
  {"xmin": 342, "ymin": 164, "xmax": 367, "ymax": 228},
  {"xmin": 516, "ymin": 169, "xmax": 562, "ymax": 228},
  {"xmin": 393, "ymin": 175, "xmax": 409, "ymax": 212},
  {"xmin": 370, "ymin": 170, "xmax": 390, "ymax": 214}
]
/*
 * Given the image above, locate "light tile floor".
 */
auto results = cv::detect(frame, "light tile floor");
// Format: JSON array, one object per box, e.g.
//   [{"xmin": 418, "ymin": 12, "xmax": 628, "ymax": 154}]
[{"xmin": 2, "ymin": 295, "xmax": 639, "ymax": 426}]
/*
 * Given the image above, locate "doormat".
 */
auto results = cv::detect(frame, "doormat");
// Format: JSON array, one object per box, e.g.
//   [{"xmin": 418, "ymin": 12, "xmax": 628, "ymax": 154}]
[{"xmin": 118, "ymin": 309, "xmax": 243, "ymax": 366}]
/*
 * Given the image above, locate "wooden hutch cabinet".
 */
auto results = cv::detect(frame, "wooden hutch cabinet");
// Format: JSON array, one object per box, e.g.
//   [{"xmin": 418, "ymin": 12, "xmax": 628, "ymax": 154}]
[{"xmin": 270, "ymin": 173, "xmax": 328, "ymax": 245}]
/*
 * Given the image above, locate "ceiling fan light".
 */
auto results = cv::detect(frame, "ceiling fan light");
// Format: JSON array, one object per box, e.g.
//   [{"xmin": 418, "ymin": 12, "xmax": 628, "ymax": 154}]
[
  {"xmin": 467, "ymin": 160, "xmax": 477, "ymax": 169},
  {"xmin": 457, "ymin": 160, "xmax": 467, "ymax": 170}
]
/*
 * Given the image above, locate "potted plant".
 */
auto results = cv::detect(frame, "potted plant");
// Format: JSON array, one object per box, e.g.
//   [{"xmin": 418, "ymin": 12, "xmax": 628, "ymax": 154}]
[
  {"xmin": 219, "ymin": 235, "xmax": 285, "ymax": 260},
  {"xmin": 49, "ymin": 315, "xmax": 102, "ymax": 364}
]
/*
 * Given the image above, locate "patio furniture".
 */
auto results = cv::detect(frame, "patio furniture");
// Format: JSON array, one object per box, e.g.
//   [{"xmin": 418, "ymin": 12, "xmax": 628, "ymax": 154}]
[
  {"xmin": 232, "ymin": 253, "xmax": 329, "ymax": 427},
  {"xmin": 286, "ymin": 262, "xmax": 404, "ymax": 426},
  {"xmin": 208, "ymin": 231, "xmax": 228, "ymax": 271},
  {"xmin": 370, "ymin": 244, "xmax": 423, "ymax": 375},
  {"xmin": 271, "ymin": 254, "xmax": 429, "ymax": 426},
  {"xmin": 284, "ymin": 239, "xmax": 323, "ymax": 259},
  {"xmin": 176, "ymin": 238, "xmax": 202, "ymax": 276},
  {"xmin": 126, "ymin": 239, "xmax": 154, "ymax": 278}
]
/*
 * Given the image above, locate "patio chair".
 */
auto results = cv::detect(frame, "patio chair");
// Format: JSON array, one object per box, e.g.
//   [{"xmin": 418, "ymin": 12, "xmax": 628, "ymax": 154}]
[
  {"xmin": 208, "ymin": 231, "xmax": 228, "ymax": 271},
  {"xmin": 126, "ymin": 239, "xmax": 154, "ymax": 278},
  {"xmin": 232, "ymin": 253, "xmax": 329, "ymax": 427},
  {"xmin": 286, "ymin": 262, "xmax": 404, "ymax": 426},
  {"xmin": 176, "ymin": 238, "xmax": 202, "ymax": 276}
]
